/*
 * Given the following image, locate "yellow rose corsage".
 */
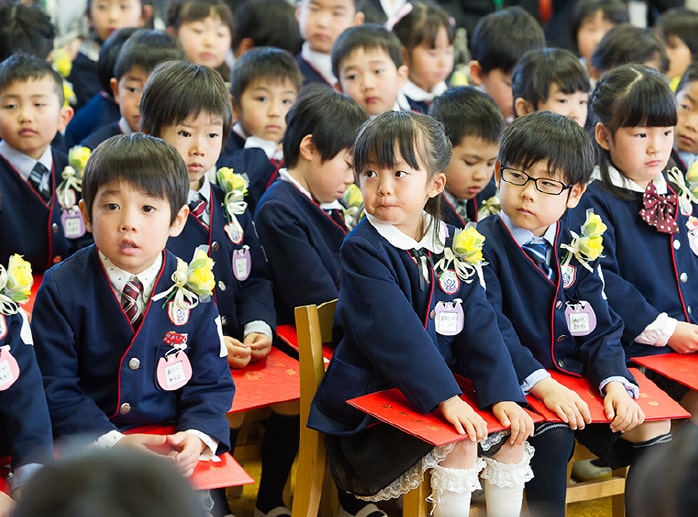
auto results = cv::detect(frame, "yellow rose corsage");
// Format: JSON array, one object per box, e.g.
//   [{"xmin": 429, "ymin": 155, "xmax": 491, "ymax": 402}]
[
  {"xmin": 434, "ymin": 225, "xmax": 487, "ymax": 284},
  {"xmin": 57, "ymin": 146, "xmax": 90, "ymax": 209},
  {"xmin": 152, "ymin": 250, "xmax": 215, "ymax": 310},
  {"xmin": 342, "ymin": 183, "xmax": 364, "ymax": 229},
  {"xmin": 216, "ymin": 167, "xmax": 249, "ymax": 221},
  {"xmin": 560, "ymin": 211, "xmax": 607, "ymax": 272},
  {"xmin": 0, "ymin": 254, "xmax": 33, "ymax": 315}
]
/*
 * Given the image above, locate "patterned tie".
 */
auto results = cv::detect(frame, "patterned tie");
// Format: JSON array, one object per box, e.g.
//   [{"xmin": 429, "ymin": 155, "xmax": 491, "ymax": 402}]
[
  {"xmin": 121, "ymin": 277, "xmax": 143, "ymax": 329},
  {"xmin": 29, "ymin": 162, "xmax": 51, "ymax": 202},
  {"xmin": 189, "ymin": 196, "xmax": 208, "ymax": 227},
  {"xmin": 326, "ymin": 208, "xmax": 347, "ymax": 228},
  {"xmin": 639, "ymin": 182, "xmax": 679, "ymax": 234},
  {"xmin": 523, "ymin": 238, "xmax": 555, "ymax": 282}
]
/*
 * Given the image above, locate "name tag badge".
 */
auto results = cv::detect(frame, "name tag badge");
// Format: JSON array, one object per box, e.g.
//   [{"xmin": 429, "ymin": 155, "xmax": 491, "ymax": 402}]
[
  {"xmin": 687, "ymin": 218, "xmax": 698, "ymax": 256},
  {"xmin": 438, "ymin": 269, "xmax": 460, "ymax": 295},
  {"xmin": 564, "ymin": 302, "xmax": 597, "ymax": 336},
  {"xmin": 61, "ymin": 206, "xmax": 86, "ymax": 238},
  {"xmin": 232, "ymin": 246, "xmax": 251, "ymax": 281},
  {"xmin": 434, "ymin": 299, "xmax": 464, "ymax": 336},
  {"xmin": 0, "ymin": 345, "xmax": 20, "ymax": 391},
  {"xmin": 156, "ymin": 351, "xmax": 193, "ymax": 391},
  {"xmin": 560, "ymin": 264, "xmax": 576, "ymax": 289},
  {"xmin": 224, "ymin": 215, "xmax": 244, "ymax": 244}
]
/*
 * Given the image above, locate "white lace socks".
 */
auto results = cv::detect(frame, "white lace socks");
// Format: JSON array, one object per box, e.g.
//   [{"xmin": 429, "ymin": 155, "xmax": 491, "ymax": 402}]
[
  {"xmin": 429, "ymin": 458, "xmax": 485, "ymax": 517},
  {"xmin": 481, "ymin": 442, "xmax": 535, "ymax": 517}
]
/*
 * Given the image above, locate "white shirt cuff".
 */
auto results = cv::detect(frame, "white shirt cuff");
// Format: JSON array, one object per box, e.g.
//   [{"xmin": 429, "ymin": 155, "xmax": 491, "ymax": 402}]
[
  {"xmin": 90, "ymin": 430, "xmax": 125, "ymax": 449},
  {"xmin": 8, "ymin": 463, "xmax": 43, "ymax": 492},
  {"xmin": 600, "ymin": 377, "xmax": 639, "ymax": 399},
  {"xmin": 521, "ymin": 369, "xmax": 551, "ymax": 394},
  {"xmin": 184, "ymin": 429, "xmax": 219, "ymax": 460},
  {"xmin": 243, "ymin": 320, "xmax": 273, "ymax": 340},
  {"xmin": 635, "ymin": 312, "xmax": 678, "ymax": 346}
]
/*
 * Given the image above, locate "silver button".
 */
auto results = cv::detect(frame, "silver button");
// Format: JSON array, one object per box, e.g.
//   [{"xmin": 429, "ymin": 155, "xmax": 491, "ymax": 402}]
[
  {"xmin": 211, "ymin": 241, "xmax": 220, "ymax": 252},
  {"xmin": 557, "ymin": 335, "xmax": 567, "ymax": 342},
  {"xmin": 555, "ymin": 301, "xmax": 563, "ymax": 310},
  {"xmin": 221, "ymin": 316, "xmax": 228, "ymax": 326},
  {"xmin": 218, "ymin": 281, "xmax": 226, "ymax": 291},
  {"xmin": 673, "ymin": 240, "xmax": 681, "ymax": 250},
  {"xmin": 688, "ymin": 306, "xmax": 693, "ymax": 315},
  {"xmin": 680, "ymin": 272, "xmax": 688, "ymax": 283},
  {"xmin": 119, "ymin": 403, "xmax": 131, "ymax": 415},
  {"xmin": 52, "ymin": 223, "xmax": 59, "ymax": 234},
  {"xmin": 128, "ymin": 358, "xmax": 140, "ymax": 370}
]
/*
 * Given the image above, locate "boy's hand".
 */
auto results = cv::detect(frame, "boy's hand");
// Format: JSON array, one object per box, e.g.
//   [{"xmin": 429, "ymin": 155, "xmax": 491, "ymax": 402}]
[
  {"xmin": 667, "ymin": 321, "xmax": 698, "ymax": 354},
  {"xmin": 603, "ymin": 382, "xmax": 645, "ymax": 433},
  {"xmin": 166, "ymin": 432, "xmax": 206, "ymax": 478},
  {"xmin": 0, "ymin": 491, "xmax": 15, "ymax": 517},
  {"xmin": 245, "ymin": 332, "xmax": 272, "ymax": 362},
  {"xmin": 439, "ymin": 395, "xmax": 488, "ymax": 441},
  {"xmin": 492, "ymin": 401, "xmax": 534, "ymax": 445},
  {"xmin": 224, "ymin": 335, "xmax": 252, "ymax": 368},
  {"xmin": 115, "ymin": 433, "xmax": 168, "ymax": 453},
  {"xmin": 530, "ymin": 377, "xmax": 591, "ymax": 430}
]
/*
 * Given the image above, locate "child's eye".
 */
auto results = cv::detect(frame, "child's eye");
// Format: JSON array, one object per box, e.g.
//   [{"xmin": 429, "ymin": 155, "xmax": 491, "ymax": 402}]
[
  {"xmin": 208, "ymin": 132, "xmax": 220, "ymax": 139},
  {"xmin": 373, "ymin": 68, "xmax": 385, "ymax": 75},
  {"xmin": 282, "ymin": 97, "xmax": 295, "ymax": 105},
  {"xmin": 507, "ymin": 170, "xmax": 526, "ymax": 181},
  {"xmin": 464, "ymin": 160, "xmax": 477, "ymax": 167},
  {"xmin": 539, "ymin": 179, "xmax": 560, "ymax": 189},
  {"xmin": 362, "ymin": 170, "xmax": 376, "ymax": 178},
  {"xmin": 394, "ymin": 170, "xmax": 408, "ymax": 178},
  {"xmin": 142, "ymin": 205, "xmax": 156, "ymax": 213},
  {"xmin": 679, "ymin": 103, "xmax": 690, "ymax": 111},
  {"xmin": 634, "ymin": 132, "xmax": 647, "ymax": 138},
  {"xmin": 126, "ymin": 86, "xmax": 140, "ymax": 94},
  {"xmin": 664, "ymin": 128, "xmax": 674, "ymax": 137},
  {"xmin": 254, "ymin": 96, "xmax": 268, "ymax": 103},
  {"xmin": 105, "ymin": 203, "xmax": 119, "ymax": 211},
  {"xmin": 556, "ymin": 98, "xmax": 568, "ymax": 104},
  {"xmin": 177, "ymin": 130, "xmax": 192, "ymax": 137},
  {"xmin": 344, "ymin": 73, "xmax": 358, "ymax": 81}
]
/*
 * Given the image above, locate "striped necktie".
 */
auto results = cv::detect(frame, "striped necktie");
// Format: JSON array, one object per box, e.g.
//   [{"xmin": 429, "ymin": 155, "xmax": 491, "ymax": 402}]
[
  {"xmin": 522, "ymin": 239, "xmax": 555, "ymax": 281},
  {"xmin": 121, "ymin": 277, "xmax": 143, "ymax": 329},
  {"xmin": 29, "ymin": 161, "xmax": 51, "ymax": 202}
]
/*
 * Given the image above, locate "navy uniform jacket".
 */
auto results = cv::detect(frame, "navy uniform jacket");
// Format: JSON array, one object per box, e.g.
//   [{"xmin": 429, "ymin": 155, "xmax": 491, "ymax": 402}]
[
  {"xmin": 217, "ymin": 145, "xmax": 280, "ymax": 216},
  {"xmin": 64, "ymin": 91, "xmax": 120, "ymax": 149},
  {"xmin": 441, "ymin": 179, "xmax": 498, "ymax": 228},
  {"xmin": 568, "ymin": 179, "xmax": 698, "ymax": 358},
  {"xmin": 0, "ymin": 311, "xmax": 53, "ymax": 470},
  {"xmin": 254, "ymin": 179, "xmax": 347, "ymax": 324},
  {"xmin": 308, "ymin": 218, "xmax": 526, "ymax": 436},
  {"xmin": 0, "ymin": 151, "xmax": 90, "ymax": 272},
  {"xmin": 31, "ymin": 246, "xmax": 234, "ymax": 452},
  {"xmin": 404, "ymin": 96, "xmax": 431, "ymax": 114},
  {"xmin": 477, "ymin": 216, "xmax": 634, "ymax": 391},
  {"xmin": 167, "ymin": 183, "xmax": 275, "ymax": 339},
  {"xmin": 296, "ymin": 54, "xmax": 332, "ymax": 88},
  {"xmin": 80, "ymin": 121, "xmax": 122, "ymax": 150}
]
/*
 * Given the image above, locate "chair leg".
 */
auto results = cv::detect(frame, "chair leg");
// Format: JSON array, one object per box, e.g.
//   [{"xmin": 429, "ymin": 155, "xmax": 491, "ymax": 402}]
[{"xmin": 402, "ymin": 471, "xmax": 430, "ymax": 517}]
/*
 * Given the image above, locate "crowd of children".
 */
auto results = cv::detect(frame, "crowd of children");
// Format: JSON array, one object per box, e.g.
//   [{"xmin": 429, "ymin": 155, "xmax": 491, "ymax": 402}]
[{"xmin": 1, "ymin": 0, "xmax": 698, "ymax": 516}]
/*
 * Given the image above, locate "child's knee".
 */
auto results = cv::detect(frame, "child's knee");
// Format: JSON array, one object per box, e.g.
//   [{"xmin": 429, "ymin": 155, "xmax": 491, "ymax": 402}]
[
  {"xmin": 491, "ymin": 440, "xmax": 526, "ymax": 464},
  {"xmin": 439, "ymin": 439, "xmax": 478, "ymax": 468},
  {"xmin": 623, "ymin": 419, "xmax": 672, "ymax": 443}
]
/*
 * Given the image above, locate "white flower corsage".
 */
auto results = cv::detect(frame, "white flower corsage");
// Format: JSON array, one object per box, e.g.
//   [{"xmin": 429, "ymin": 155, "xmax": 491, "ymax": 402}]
[
  {"xmin": 478, "ymin": 194, "xmax": 501, "ymax": 218},
  {"xmin": 216, "ymin": 167, "xmax": 248, "ymax": 220},
  {"xmin": 152, "ymin": 250, "xmax": 215, "ymax": 311},
  {"xmin": 57, "ymin": 146, "xmax": 90, "ymax": 208},
  {"xmin": 560, "ymin": 211, "xmax": 606, "ymax": 272},
  {"xmin": 667, "ymin": 164, "xmax": 698, "ymax": 216},
  {"xmin": 434, "ymin": 225, "xmax": 487, "ymax": 284},
  {"xmin": 0, "ymin": 254, "xmax": 33, "ymax": 315}
]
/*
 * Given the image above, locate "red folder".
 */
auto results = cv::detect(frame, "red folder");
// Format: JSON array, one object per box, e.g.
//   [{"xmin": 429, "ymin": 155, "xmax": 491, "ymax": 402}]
[
  {"xmin": 525, "ymin": 368, "xmax": 691, "ymax": 422},
  {"xmin": 632, "ymin": 353, "xmax": 698, "ymax": 391},
  {"xmin": 0, "ymin": 458, "xmax": 9, "ymax": 495},
  {"xmin": 347, "ymin": 379, "xmax": 543, "ymax": 446},
  {"xmin": 275, "ymin": 324, "xmax": 334, "ymax": 361},
  {"xmin": 229, "ymin": 347, "xmax": 301, "ymax": 413},
  {"xmin": 124, "ymin": 426, "xmax": 254, "ymax": 489}
]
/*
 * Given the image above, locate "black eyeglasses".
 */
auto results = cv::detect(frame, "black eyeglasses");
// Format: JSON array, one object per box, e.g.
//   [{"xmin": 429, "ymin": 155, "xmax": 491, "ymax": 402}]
[{"xmin": 500, "ymin": 166, "xmax": 572, "ymax": 196}]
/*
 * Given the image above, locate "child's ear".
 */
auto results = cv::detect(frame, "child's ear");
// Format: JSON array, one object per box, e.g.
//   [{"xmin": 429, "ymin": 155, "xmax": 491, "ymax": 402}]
[
  {"xmin": 141, "ymin": 4, "xmax": 154, "ymax": 27},
  {"xmin": 110, "ymin": 77, "xmax": 120, "ymax": 103},
  {"xmin": 353, "ymin": 10, "xmax": 365, "ymax": 25},
  {"xmin": 58, "ymin": 105, "xmax": 74, "ymax": 132},
  {"xmin": 236, "ymin": 37, "xmax": 255, "ymax": 57},
  {"xmin": 168, "ymin": 204, "xmax": 190, "ymax": 237},
  {"xmin": 79, "ymin": 199, "xmax": 92, "ymax": 231},
  {"xmin": 566, "ymin": 183, "xmax": 587, "ymax": 209},
  {"xmin": 401, "ymin": 46, "xmax": 410, "ymax": 68},
  {"xmin": 396, "ymin": 64, "xmax": 409, "ymax": 88},
  {"xmin": 468, "ymin": 61, "xmax": 483, "ymax": 86},
  {"xmin": 493, "ymin": 160, "xmax": 502, "ymax": 187},
  {"xmin": 299, "ymin": 134, "xmax": 316, "ymax": 160},
  {"xmin": 514, "ymin": 98, "xmax": 533, "ymax": 117},
  {"xmin": 589, "ymin": 66, "xmax": 600, "ymax": 82},
  {"xmin": 428, "ymin": 172, "xmax": 446, "ymax": 198},
  {"xmin": 231, "ymin": 94, "xmax": 241, "ymax": 121},
  {"xmin": 595, "ymin": 123, "xmax": 612, "ymax": 151}
]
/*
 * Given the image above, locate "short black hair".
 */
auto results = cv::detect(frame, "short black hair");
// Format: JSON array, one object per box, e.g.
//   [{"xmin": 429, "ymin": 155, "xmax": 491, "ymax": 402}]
[
  {"xmin": 0, "ymin": 53, "xmax": 64, "ymax": 106},
  {"xmin": 97, "ymin": 27, "xmax": 141, "ymax": 97},
  {"xmin": 392, "ymin": 1, "xmax": 455, "ymax": 51},
  {"xmin": 229, "ymin": 46, "xmax": 302, "ymax": 101},
  {"xmin": 470, "ymin": 6, "xmax": 545, "ymax": 75},
  {"xmin": 656, "ymin": 7, "xmax": 698, "ymax": 62},
  {"xmin": 569, "ymin": 0, "xmax": 629, "ymax": 53},
  {"xmin": 139, "ymin": 60, "xmax": 233, "ymax": 142},
  {"xmin": 677, "ymin": 61, "xmax": 698, "ymax": 94},
  {"xmin": 0, "ymin": 3, "xmax": 55, "ymax": 62},
  {"xmin": 429, "ymin": 86, "xmax": 503, "ymax": 145},
  {"xmin": 113, "ymin": 28, "xmax": 185, "ymax": 80},
  {"xmin": 82, "ymin": 133, "xmax": 188, "ymax": 224},
  {"xmin": 591, "ymin": 24, "xmax": 668, "ymax": 76},
  {"xmin": 512, "ymin": 47, "xmax": 590, "ymax": 110},
  {"xmin": 331, "ymin": 23, "xmax": 403, "ymax": 80},
  {"xmin": 232, "ymin": 0, "xmax": 302, "ymax": 56},
  {"xmin": 498, "ymin": 111, "xmax": 595, "ymax": 186},
  {"xmin": 283, "ymin": 84, "xmax": 368, "ymax": 169}
]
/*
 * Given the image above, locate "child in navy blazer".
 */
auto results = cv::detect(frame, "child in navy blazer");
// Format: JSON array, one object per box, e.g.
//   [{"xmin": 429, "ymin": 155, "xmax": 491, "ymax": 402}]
[
  {"xmin": 569, "ymin": 64, "xmax": 698, "ymax": 423},
  {"xmin": 0, "ymin": 255, "xmax": 53, "ymax": 510},
  {"xmin": 31, "ymin": 134, "xmax": 234, "ymax": 479},
  {"xmin": 479, "ymin": 111, "xmax": 672, "ymax": 517},
  {"xmin": 309, "ymin": 111, "xmax": 535, "ymax": 517}
]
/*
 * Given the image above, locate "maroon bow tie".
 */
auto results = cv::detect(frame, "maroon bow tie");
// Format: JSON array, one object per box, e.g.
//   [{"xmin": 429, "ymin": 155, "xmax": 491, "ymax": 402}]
[{"xmin": 639, "ymin": 182, "xmax": 679, "ymax": 234}]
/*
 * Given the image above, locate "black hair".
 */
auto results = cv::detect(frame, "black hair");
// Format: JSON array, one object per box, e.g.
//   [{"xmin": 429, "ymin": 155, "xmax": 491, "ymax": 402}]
[
  {"xmin": 392, "ymin": 1, "xmax": 455, "ymax": 51},
  {"xmin": 469, "ymin": 6, "xmax": 545, "ymax": 75},
  {"xmin": 591, "ymin": 23, "xmax": 668, "ymax": 76},
  {"xmin": 139, "ymin": 60, "xmax": 233, "ymax": 143},
  {"xmin": 13, "ymin": 448, "xmax": 206, "ymax": 517},
  {"xmin": 512, "ymin": 47, "xmax": 590, "ymax": 110},
  {"xmin": 0, "ymin": 53, "xmax": 64, "ymax": 106},
  {"xmin": 331, "ymin": 23, "xmax": 403, "ymax": 80},
  {"xmin": 498, "ymin": 111, "xmax": 595, "ymax": 186},
  {"xmin": 429, "ymin": 86, "xmax": 503, "ymax": 145},
  {"xmin": 283, "ymin": 84, "xmax": 368, "ymax": 169},
  {"xmin": 569, "ymin": 0, "xmax": 629, "ymax": 54},
  {"xmin": 231, "ymin": 0, "xmax": 302, "ymax": 56},
  {"xmin": 113, "ymin": 29, "xmax": 185, "ymax": 80},
  {"xmin": 97, "ymin": 27, "xmax": 141, "ymax": 97},
  {"xmin": 676, "ymin": 61, "xmax": 698, "ymax": 95},
  {"xmin": 590, "ymin": 64, "xmax": 677, "ymax": 197},
  {"xmin": 353, "ymin": 110, "xmax": 451, "ymax": 225},
  {"xmin": 82, "ymin": 133, "xmax": 188, "ymax": 224},
  {"xmin": 229, "ymin": 46, "xmax": 302, "ymax": 101},
  {"xmin": 656, "ymin": 7, "xmax": 698, "ymax": 63},
  {"xmin": 0, "ymin": 3, "xmax": 54, "ymax": 62}
]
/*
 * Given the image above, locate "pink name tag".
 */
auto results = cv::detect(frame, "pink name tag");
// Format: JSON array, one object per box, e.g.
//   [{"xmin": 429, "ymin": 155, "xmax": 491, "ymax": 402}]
[
  {"xmin": 61, "ymin": 206, "xmax": 86, "ymax": 238},
  {"xmin": 156, "ymin": 351, "xmax": 193, "ymax": 391},
  {"xmin": 0, "ymin": 346, "xmax": 20, "ymax": 391},
  {"xmin": 232, "ymin": 246, "xmax": 251, "ymax": 281},
  {"xmin": 434, "ymin": 299, "xmax": 464, "ymax": 336},
  {"xmin": 564, "ymin": 301, "xmax": 597, "ymax": 336}
]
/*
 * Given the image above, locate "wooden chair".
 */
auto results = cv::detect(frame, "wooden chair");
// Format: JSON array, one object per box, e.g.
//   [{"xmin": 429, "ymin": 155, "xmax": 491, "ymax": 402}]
[
  {"xmin": 565, "ymin": 441, "xmax": 628, "ymax": 516},
  {"xmin": 291, "ymin": 301, "xmax": 432, "ymax": 517}
]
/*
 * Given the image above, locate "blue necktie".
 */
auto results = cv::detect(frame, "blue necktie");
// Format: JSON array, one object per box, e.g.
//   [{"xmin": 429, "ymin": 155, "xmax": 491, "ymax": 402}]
[
  {"xmin": 29, "ymin": 162, "xmax": 51, "ymax": 202},
  {"xmin": 523, "ymin": 239, "xmax": 555, "ymax": 281}
]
